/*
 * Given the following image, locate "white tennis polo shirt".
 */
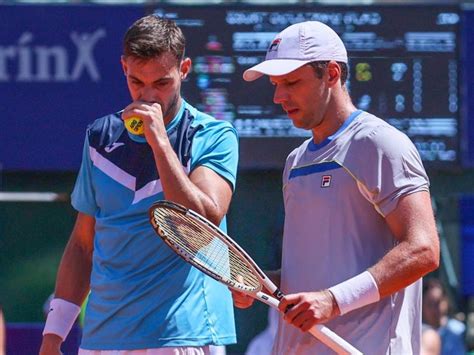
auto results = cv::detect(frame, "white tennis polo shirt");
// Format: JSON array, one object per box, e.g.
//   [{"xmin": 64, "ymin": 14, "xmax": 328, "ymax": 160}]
[{"xmin": 274, "ymin": 110, "xmax": 429, "ymax": 355}]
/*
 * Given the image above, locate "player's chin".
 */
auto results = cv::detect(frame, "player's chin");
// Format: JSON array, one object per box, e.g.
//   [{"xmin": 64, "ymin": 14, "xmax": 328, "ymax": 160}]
[{"xmin": 290, "ymin": 117, "xmax": 308, "ymax": 130}]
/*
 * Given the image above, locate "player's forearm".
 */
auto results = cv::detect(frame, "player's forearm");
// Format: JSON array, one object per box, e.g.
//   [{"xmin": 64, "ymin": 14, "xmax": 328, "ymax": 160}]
[
  {"xmin": 369, "ymin": 237, "xmax": 439, "ymax": 298},
  {"xmin": 54, "ymin": 239, "xmax": 92, "ymax": 306},
  {"xmin": 329, "ymin": 192, "xmax": 439, "ymax": 316},
  {"xmin": 151, "ymin": 140, "xmax": 224, "ymax": 224},
  {"xmin": 370, "ymin": 191, "xmax": 440, "ymax": 298}
]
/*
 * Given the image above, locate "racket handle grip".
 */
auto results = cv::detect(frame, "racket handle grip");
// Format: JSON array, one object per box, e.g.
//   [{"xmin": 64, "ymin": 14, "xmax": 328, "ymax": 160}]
[
  {"xmin": 309, "ymin": 324, "xmax": 363, "ymax": 355},
  {"xmin": 255, "ymin": 292, "xmax": 361, "ymax": 354}
]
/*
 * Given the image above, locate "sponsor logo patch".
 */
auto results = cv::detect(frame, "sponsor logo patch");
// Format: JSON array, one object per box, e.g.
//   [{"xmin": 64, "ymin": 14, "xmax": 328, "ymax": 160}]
[
  {"xmin": 321, "ymin": 175, "xmax": 332, "ymax": 188},
  {"xmin": 268, "ymin": 38, "xmax": 281, "ymax": 52},
  {"xmin": 104, "ymin": 142, "xmax": 125, "ymax": 153}
]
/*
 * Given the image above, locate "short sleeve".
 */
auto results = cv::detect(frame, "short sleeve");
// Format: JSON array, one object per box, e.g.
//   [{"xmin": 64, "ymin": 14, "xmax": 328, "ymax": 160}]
[
  {"xmin": 71, "ymin": 134, "xmax": 98, "ymax": 216},
  {"xmin": 190, "ymin": 120, "xmax": 239, "ymax": 191},
  {"xmin": 348, "ymin": 125, "xmax": 429, "ymax": 217}
]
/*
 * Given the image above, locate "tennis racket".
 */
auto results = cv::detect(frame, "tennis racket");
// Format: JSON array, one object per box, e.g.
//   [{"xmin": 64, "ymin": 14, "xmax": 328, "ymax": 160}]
[{"xmin": 148, "ymin": 200, "xmax": 362, "ymax": 355}]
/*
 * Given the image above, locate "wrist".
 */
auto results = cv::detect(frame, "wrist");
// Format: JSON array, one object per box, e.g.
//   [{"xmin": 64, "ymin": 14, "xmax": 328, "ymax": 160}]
[
  {"xmin": 328, "ymin": 271, "xmax": 380, "ymax": 315},
  {"xmin": 42, "ymin": 333, "xmax": 63, "ymax": 344},
  {"xmin": 150, "ymin": 136, "xmax": 173, "ymax": 156},
  {"xmin": 43, "ymin": 298, "xmax": 81, "ymax": 341},
  {"xmin": 326, "ymin": 290, "xmax": 341, "ymax": 317}
]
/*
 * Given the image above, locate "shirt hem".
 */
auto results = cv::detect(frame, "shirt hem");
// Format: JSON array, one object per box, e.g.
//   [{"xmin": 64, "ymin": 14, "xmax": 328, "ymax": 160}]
[{"xmin": 80, "ymin": 335, "xmax": 237, "ymax": 350}]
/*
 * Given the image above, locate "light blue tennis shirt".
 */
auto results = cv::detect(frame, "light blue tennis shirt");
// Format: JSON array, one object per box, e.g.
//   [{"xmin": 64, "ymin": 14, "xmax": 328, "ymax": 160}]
[{"xmin": 71, "ymin": 100, "xmax": 238, "ymax": 350}]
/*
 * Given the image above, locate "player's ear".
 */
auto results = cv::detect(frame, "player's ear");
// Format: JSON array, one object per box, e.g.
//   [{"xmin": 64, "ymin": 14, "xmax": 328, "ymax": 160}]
[
  {"xmin": 327, "ymin": 61, "xmax": 341, "ymax": 86},
  {"xmin": 120, "ymin": 55, "xmax": 128, "ymax": 76},
  {"xmin": 179, "ymin": 57, "xmax": 192, "ymax": 80}
]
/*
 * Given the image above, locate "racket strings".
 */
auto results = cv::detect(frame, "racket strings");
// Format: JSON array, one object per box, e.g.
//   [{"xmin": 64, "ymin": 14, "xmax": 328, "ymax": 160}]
[
  {"xmin": 155, "ymin": 208, "xmax": 256, "ymax": 286},
  {"xmin": 152, "ymin": 208, "xmax": 261, "ymax": 291}
]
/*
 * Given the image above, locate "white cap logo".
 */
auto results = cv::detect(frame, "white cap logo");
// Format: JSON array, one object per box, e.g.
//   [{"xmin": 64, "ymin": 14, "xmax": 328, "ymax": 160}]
[{"xmin": 268, "ymin": 37, "xmax": 281, "ymax": 52}]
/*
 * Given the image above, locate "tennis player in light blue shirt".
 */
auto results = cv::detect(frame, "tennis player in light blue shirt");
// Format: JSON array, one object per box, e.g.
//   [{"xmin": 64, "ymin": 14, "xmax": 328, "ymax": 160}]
[{"xmin": 40, "ymin": 15, "xmax": 237, "ymax": 354}]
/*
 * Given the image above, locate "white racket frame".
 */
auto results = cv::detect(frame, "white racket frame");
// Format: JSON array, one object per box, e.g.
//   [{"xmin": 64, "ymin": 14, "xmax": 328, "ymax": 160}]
[{"xmin": 150, "ymin": 201, "xmax": 362, "ymax": 355}]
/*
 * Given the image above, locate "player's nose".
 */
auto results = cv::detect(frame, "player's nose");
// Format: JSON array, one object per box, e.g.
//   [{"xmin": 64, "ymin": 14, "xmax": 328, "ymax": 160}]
[
  {"xmin": 138, "ymin": 86, "xmax": 158, "ymax": 103},
  {"xmin": 273, "ymin": 84, "xmax": 288, "ymax": 105}
]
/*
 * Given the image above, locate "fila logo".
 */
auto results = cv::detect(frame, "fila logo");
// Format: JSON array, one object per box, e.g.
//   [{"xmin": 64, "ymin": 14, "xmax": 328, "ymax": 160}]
[
  {"xmin": 104, "ymin": 142, "xmax": 125, "ymax": 153},
  {"xmin": 321, "ymin": 175, "xmax": 332, "ymax": 188},
  {"xmin": 268, "ymin": 38, "xmax": 281, "ymax": 52}
]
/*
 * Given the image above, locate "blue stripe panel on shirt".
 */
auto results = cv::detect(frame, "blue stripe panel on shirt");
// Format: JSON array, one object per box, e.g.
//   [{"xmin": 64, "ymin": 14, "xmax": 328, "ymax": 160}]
[{"xmin": 289, "ymin": 161, "xmax": 342, "ymax": 180}]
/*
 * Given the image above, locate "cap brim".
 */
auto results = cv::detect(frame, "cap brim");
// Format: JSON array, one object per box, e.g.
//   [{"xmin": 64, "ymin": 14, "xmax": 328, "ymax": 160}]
[{"xmin": 243, "ymin": 59, "xmax": 312, "ymax": 82}]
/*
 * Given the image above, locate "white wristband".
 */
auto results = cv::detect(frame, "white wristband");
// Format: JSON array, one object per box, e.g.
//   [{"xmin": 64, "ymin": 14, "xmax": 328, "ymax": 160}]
[
  {"xmin": 329, "ymin": 271, "xmax": 380, "ymax": 315},
  {"xmin": 43, "ymin": 298, "xmax": 81, "ymax": 341}
]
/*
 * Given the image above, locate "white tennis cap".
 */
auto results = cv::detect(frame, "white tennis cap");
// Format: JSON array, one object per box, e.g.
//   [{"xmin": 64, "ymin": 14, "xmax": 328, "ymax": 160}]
[{"xmin": 243, "ymin": 21, "xmax": 348, "ymax": 82}]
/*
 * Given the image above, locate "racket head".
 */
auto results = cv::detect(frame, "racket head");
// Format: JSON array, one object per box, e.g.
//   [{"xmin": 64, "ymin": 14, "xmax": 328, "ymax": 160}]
[{"xmin": 149, "ymin": 200, "xmax": 264, "ymax": 294}]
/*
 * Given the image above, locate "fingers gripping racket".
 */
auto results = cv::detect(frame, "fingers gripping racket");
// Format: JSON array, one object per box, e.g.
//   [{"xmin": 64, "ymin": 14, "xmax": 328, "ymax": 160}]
[{"xmin": 149, "ymin": 200, "xmax": 362, "ymax": 355}]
